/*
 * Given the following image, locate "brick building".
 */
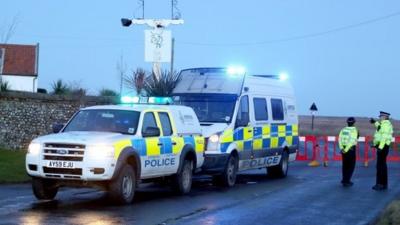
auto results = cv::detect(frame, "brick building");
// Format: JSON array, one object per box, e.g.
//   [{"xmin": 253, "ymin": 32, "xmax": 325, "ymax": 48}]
[{"xmin": 0, "ymin": 43, "xmax": 39, "ymax": 92}]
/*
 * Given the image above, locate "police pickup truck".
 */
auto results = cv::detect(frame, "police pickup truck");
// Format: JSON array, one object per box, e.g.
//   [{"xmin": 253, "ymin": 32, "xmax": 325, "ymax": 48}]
[{"xmin": 26, "ymin": 97, "xmax": 204, "ymax": 204}]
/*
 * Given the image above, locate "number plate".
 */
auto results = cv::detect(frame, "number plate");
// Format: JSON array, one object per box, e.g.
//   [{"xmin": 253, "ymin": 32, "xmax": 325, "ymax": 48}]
[{"xmin": 47, "ymin": 161, "xmax": 74, "ymax": 169}]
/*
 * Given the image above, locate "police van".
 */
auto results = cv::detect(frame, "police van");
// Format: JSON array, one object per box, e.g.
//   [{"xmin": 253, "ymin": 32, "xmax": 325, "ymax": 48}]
[
  {"xmin": 26, "ymin": 98, "xmax": 204, "ymax": 204},
  {"xmin": 173, "ymin": 67, "xmax": 299, "ymax": 187}
]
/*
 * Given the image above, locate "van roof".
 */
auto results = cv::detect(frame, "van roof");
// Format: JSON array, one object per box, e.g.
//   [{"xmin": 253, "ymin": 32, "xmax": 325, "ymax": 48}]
[{"xmin": 174, "ymin": 67, "xmax": 294, "ymax": 97}]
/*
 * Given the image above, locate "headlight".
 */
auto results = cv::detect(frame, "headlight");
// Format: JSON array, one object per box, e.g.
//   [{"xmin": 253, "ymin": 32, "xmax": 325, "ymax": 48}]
[
  {"xmin": 209, "ymin": 134, "xmax": 220, "ymax": 143},
  {"xmin": 86, "ymin": 145, "xmax": 115, "ymax": 160},
  {"xmin": 28, "ymin": 143, "xmax": 41, "ymax": 155},
  {"xmin": 207, "ymin": 134, "xmax": 221, "ymax": 151}
]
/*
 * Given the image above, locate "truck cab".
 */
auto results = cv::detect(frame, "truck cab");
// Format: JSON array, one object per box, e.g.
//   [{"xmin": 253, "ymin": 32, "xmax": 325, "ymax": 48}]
[
  {"xmin": 26, "ymin": 100, "xmax": 204, "ymax": 204},
  {"xmin": 173, "ymin": 67, "xmax": 299, "ymax": 187}
]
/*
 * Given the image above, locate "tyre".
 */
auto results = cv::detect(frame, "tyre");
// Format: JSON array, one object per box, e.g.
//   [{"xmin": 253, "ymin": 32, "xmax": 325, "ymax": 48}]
[
  {"xmin": 214, "ymin": 154, "xmax": 238, "ymax": 187},
  {"xmin": 109, "ymin": 164, "xmax": 136, "ymax": 204},
  {"xmin": 32, "ymin": 177, "xmax": 58, "ymax": 200},
  {"xmin": 172, "ymin": 159, "xmax": 193, "ymax": 194},
  {"xmin": 267, "ymin": 151, "xmax": 289, "ymax": 178}
]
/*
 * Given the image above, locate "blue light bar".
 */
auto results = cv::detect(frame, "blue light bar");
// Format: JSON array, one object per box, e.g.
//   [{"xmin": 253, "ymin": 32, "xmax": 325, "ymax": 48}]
[
  {"xmin": 121, "ymin": 96, "xmax": 140, "ymax": 104},
  {"xmin": 148, "ymin": 97, "xmax": 173, "ymax": 104},
  {"xmin": 120, "ymin": 96, "xmax": 172, "ymax": 105}
]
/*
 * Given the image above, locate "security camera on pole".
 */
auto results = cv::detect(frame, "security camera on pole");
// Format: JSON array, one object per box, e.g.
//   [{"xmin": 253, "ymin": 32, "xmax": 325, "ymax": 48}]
[{"xmin": 121, "ymin": 18, "xmax": 183, "ymax": 80}]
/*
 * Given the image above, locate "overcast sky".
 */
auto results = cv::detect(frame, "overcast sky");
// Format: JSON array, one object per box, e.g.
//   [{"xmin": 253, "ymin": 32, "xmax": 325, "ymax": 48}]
[{"xmin": 2, "ymin": 0, "xmax": 399, "ymax": 118}]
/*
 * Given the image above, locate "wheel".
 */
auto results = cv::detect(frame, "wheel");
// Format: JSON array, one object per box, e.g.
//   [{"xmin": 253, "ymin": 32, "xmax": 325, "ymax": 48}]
[
  {"xmin": 267, "ymin": 151, "xmax": 289, "ymax": 178},
  {"xmin": 172, "ymin": 159, "xmax": 193, "ymax": 194},
  {"xmin": 214, "ymin": 154, "xmax": 238, "ymax": 187},
  {"xmin": 32, "ymin": 177, "xmax": 58, "ymax": 200},
  {"xmin": 109, "ymin": 164, "xmax": 136, "ymax": 204}
]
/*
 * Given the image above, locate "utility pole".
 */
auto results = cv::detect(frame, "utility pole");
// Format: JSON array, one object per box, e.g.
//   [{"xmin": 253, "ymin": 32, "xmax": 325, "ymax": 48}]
[{"xmin": 170, "ymin": 37, "xmax": 175, "ymax": 74}]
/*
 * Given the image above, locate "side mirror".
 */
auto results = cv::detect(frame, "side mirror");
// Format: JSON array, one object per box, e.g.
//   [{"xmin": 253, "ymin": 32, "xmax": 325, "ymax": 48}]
[
  {"xmin": 142, "ymin": 127, "xmax": 160, "ymax": 137},
  {"xmin": 52, "ymin": 123, "xmax": 64, "ymax": 133}
]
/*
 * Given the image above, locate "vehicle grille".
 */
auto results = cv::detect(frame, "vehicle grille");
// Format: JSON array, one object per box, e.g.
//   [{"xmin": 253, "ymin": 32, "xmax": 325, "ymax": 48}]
[
  {"xmin": 43, "ymin": 143, "xmax": 85, "ymax": 162},
  {"xmin": 43, "ymin": 167, "xmax": 82, "ymax": 175},
  {"xmin": 43, "ymin": 155, "xmax": 83, "ymax": 161},
  {"xmin": 42, "ymin": 143, "xmax": 85, "ymax": 178}
]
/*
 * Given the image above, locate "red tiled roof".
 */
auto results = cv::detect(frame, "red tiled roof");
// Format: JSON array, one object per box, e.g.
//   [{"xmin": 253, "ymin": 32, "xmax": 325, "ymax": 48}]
[{"xmin": 0, "ymin": 44, "xmax": 38, "ymax": 76}]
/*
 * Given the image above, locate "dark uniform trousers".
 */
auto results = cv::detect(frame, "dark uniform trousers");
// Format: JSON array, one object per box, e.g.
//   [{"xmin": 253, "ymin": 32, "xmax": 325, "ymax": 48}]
[
  {"xmin": 342, "ymin": 146, "xmax": 356, "ymax": 183},
  {"xmin": 376, "ymin": 145, "xmax": 390, "ymax": 187}
]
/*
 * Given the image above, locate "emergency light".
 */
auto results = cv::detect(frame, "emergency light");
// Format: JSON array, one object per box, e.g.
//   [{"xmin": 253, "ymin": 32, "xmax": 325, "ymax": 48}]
[
  {"xmin": 279, "ymin": 72, "xmax": 289, "ymax": 81},
  {"xmin": 120, "ymin": 96, "xmax": 173, "ymax": 105},
  {"xmin": 226, "ymin": 66, "xmax": 246, "ymax": 76},
  {"xmin": 121, "ymin": 96, "xmax": 140, "ymax": 104},
  {"xmin": 148, "ymin": 97, "xmax": 173, "ymax": 104}
]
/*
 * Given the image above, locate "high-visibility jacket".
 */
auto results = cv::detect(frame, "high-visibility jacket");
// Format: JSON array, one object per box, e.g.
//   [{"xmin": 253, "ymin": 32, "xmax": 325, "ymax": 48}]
[
  {"xmin": 373, "ymin": 120, "xmax": 393, "ymax": 150},
  {"xmin": 339, "ymin": 126, "xmax": 358, "ymax": 153}
]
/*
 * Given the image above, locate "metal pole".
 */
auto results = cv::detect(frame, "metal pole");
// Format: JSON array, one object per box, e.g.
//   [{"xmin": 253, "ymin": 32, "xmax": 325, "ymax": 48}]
[
  {"xmin": 311, "ymin": 114, "xmax": 315, "ymax": 130},
  {"xmin": 120, "ymin": 71, "xmax": 123, "ymax": 95},
  {"xmin": 170, "ymin": 37, "xmax": 175, "ymax": 74},
  {"xmin": 142, "ymin": 0, "xmax": 145, "ymax": 19}
]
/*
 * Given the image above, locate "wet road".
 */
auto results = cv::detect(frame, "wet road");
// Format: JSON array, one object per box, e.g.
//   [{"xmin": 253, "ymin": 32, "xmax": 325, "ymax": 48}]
[{"xmin": 1, "ymin": 162, "xmax": 400, "ymax": 225}]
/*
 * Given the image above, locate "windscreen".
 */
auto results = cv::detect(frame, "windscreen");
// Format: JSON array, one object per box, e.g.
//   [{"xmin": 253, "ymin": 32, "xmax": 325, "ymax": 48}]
[
  {"xmin": 173, "ymin": 94, "xmax": 237, "ymax": 123},
  {"xmin": 63, "ymin": 109, "xmax": 140, "ymax": 135}
]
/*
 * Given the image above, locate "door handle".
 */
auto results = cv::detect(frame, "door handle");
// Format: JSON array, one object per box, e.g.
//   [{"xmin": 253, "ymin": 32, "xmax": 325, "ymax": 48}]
[
  {"xmin": 247, "ymin": 129, "xmax": 253, "ymax": 133},
  {"xmin": 157, "ymin": 143, "xmax": 163, "ymax": 146},
  {"xmin": 172, "ymin": 142, "xmax": 177, "ymax": 146}
]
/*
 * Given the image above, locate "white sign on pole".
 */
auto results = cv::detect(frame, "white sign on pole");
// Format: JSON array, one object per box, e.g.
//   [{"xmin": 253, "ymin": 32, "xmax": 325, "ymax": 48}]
[{"xmin": 145, "ymin": 29, "xmax": 171, "ymax": 63}]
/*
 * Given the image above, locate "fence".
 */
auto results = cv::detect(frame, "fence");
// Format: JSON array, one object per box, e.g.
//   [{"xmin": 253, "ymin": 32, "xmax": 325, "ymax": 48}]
[{"xmin": 296, "ymin": 136, "xmax": 400, "ymax": 166}]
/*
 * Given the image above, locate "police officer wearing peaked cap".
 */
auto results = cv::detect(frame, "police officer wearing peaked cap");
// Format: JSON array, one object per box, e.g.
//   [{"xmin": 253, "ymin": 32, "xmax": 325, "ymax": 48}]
[
  {"xmin": 370, "ymin": 111, "xmax": 394, "ymax": 191},
  {"xmin": 338, "ymin": 117, "xmax": 359, "ymax": 187}
]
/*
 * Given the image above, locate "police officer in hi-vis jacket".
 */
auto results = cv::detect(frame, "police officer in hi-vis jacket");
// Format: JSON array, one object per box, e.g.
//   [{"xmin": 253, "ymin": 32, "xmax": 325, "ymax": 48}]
[
  {"xmin": 370, "ymin": 111, "xmax": 393, "ymax": 191},
  {"xmin": 338, "ymin": 117, "xmax": 359, "ymax": 187}
]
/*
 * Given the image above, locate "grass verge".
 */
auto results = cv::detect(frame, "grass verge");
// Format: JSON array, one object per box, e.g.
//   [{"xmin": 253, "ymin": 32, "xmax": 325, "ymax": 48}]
[
  {"xmin": 376, "ymin": 200, "xmax": 400, "ymax": 225},
  {"xmin": 0, "ymin": 148, "xmax": 30, "ymax": 183}
]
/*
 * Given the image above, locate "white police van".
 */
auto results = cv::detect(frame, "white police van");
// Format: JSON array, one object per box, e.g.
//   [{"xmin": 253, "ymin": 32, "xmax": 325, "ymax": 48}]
[
  {"xmin": 173, "ymin": 67, "xmax": 299, "ymax": 187},
  {"xmin": 26, "ymin": 97, "xmax": 204, "ymax": 204}
]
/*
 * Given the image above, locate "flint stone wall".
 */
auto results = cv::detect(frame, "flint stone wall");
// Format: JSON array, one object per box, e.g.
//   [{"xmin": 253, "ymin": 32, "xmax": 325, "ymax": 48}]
[{"xmin": 0, "ymin": 91, "xmax": 117, "ymax": 150}]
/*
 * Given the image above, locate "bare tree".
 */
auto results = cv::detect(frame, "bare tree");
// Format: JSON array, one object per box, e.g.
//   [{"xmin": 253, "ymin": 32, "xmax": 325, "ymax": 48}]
[
  {"xmin": 116, "ymin": 54, "xmax": 127, "ymax": 94},
  {"xmin": 68, "ymin": 80, "xmax": 87, "ymax": 97},
  {"xmin": 1, "ymin": 15, "xmax": 19, "ymax": 43}
]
